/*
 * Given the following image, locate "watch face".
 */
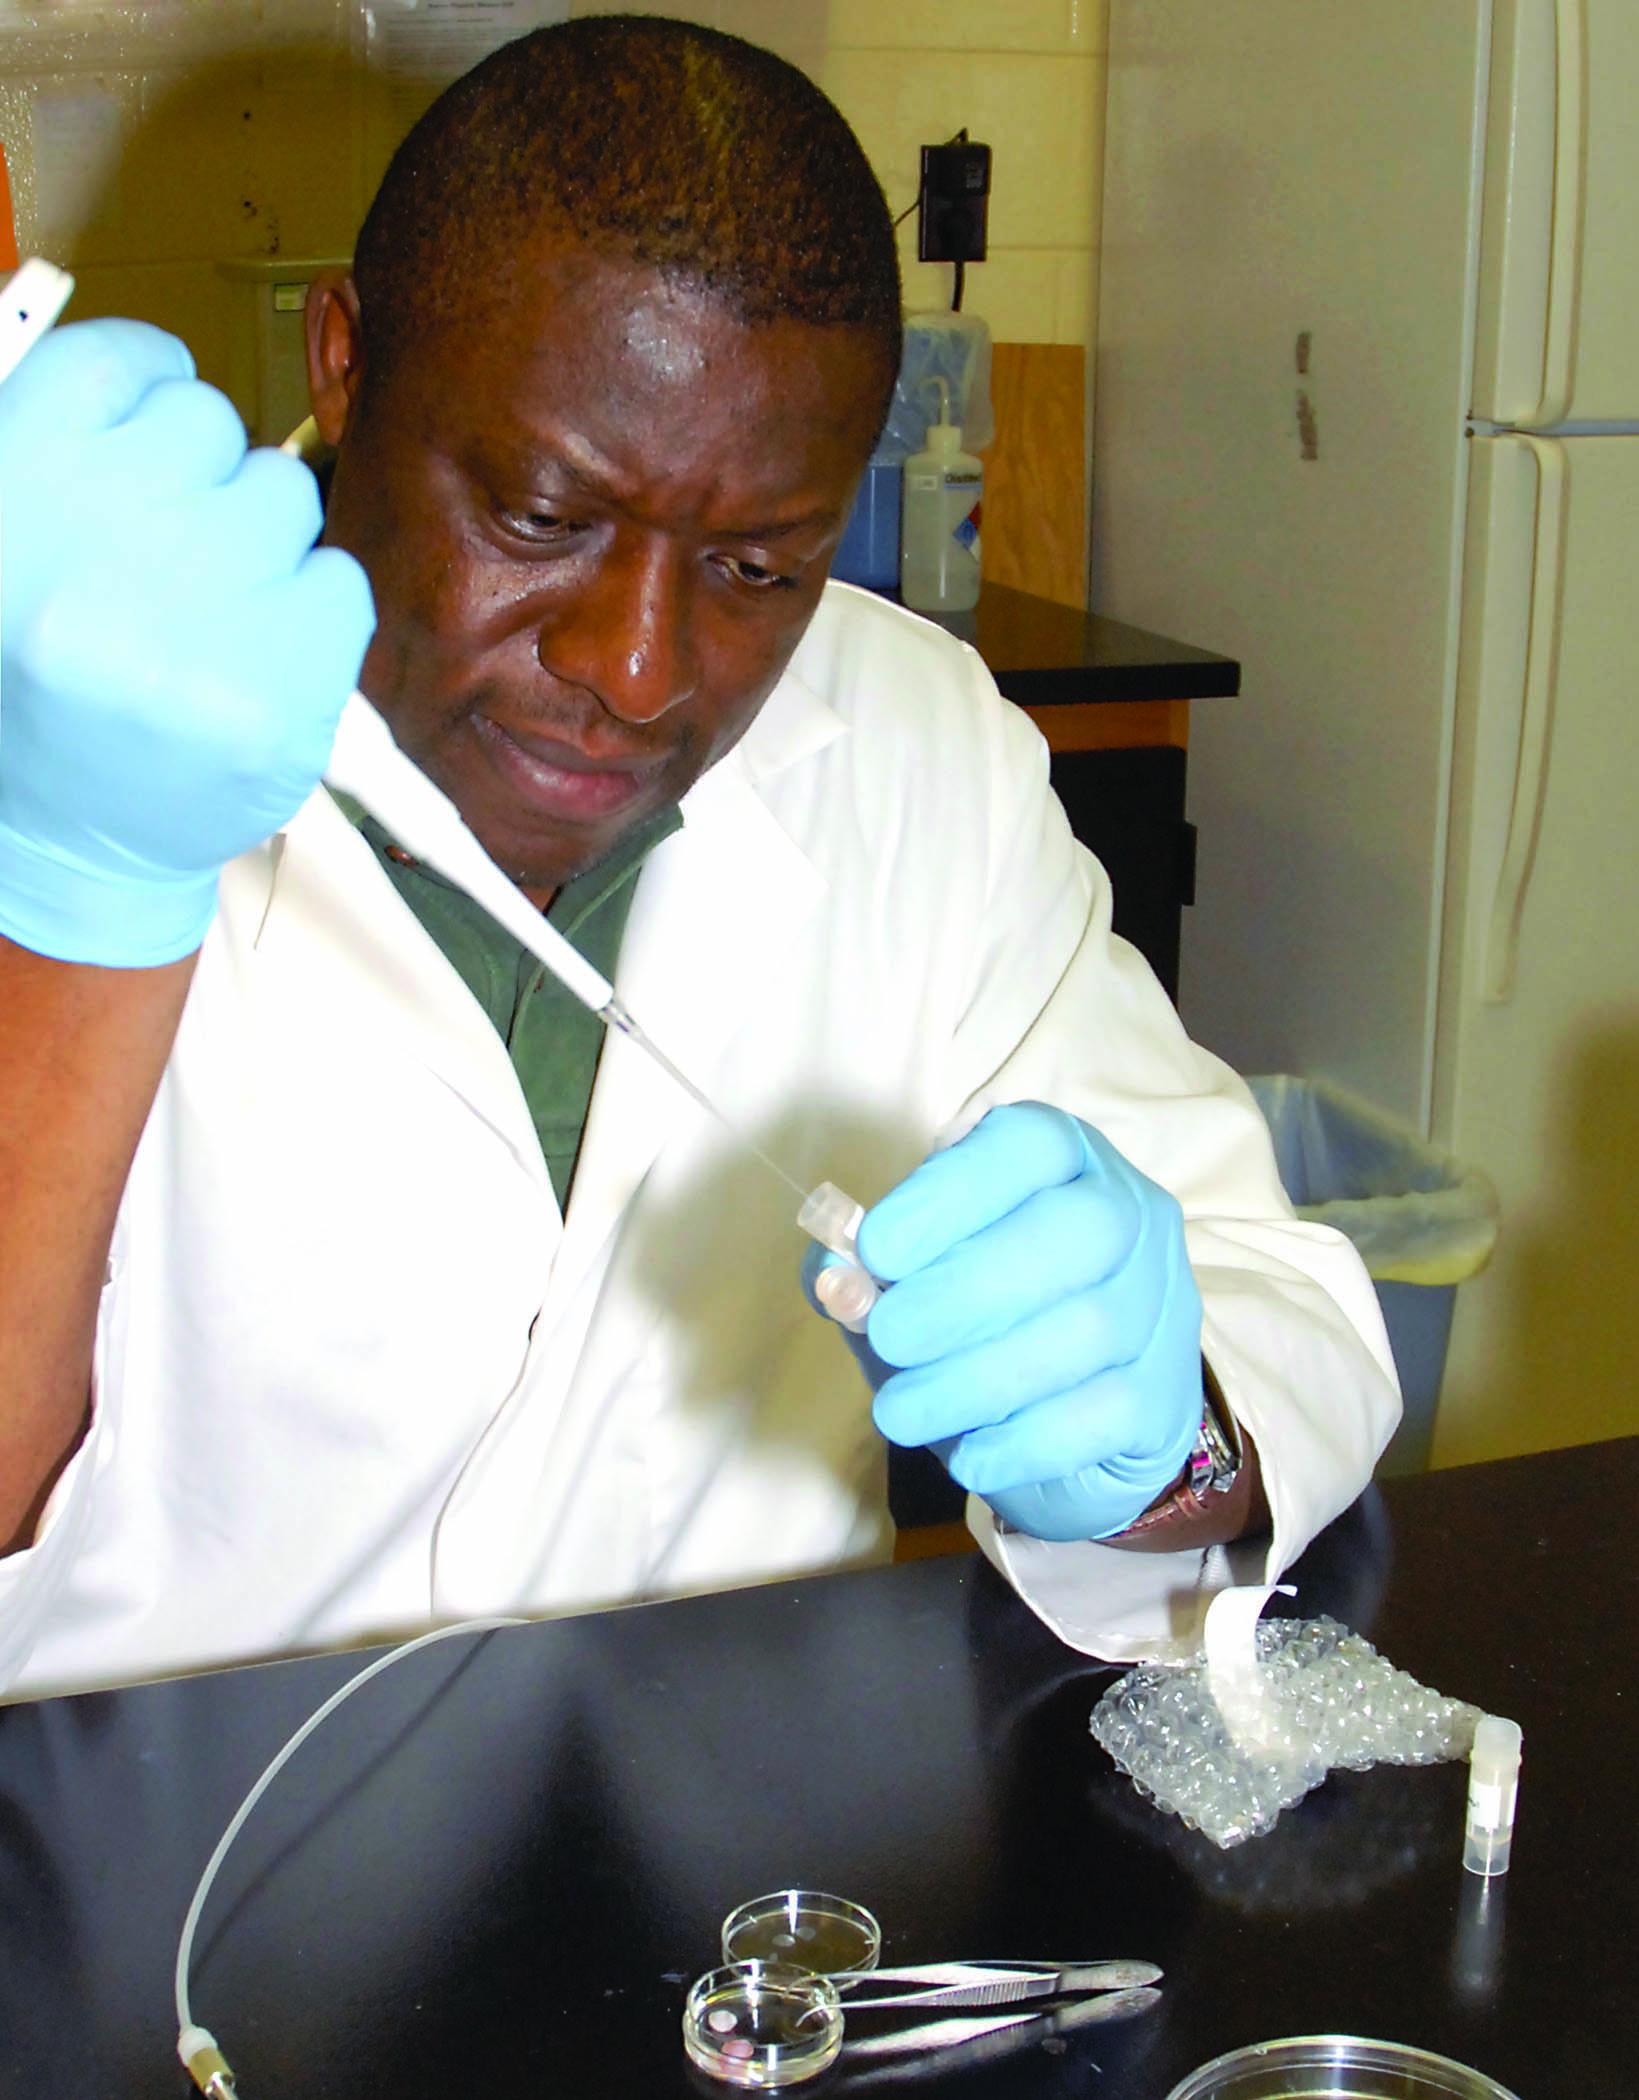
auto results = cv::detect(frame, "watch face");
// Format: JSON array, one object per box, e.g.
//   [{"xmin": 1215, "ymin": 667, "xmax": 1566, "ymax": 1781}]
[{"xmin": 1192, "ymin": 1405, "xmax": 1241, "ymax": 1497}]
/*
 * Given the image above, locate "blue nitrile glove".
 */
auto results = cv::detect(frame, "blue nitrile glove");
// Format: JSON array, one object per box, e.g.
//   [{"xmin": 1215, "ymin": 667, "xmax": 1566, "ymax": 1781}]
[
  {"xmin": 804, "ymin": 1102, "xmax": 1204, "ymax": 1542},
  {"xmin": 0, "ymin": 317, "xmax": 375, "ymax": 966}
]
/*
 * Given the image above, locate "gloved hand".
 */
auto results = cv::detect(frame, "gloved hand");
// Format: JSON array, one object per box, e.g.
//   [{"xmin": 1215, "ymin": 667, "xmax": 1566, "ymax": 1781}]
[
  {"xmin": 0, "ymin": 317, "xmax": 375, "ymax": 966},
  {"xmin": 806, "ymin": 1102, "xmax": 1204, "ymax": 1541}
]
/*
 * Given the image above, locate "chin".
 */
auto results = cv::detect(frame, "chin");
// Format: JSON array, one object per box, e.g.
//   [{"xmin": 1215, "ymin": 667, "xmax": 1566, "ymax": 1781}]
[{"xmin": 498, "ymin": 821, "xmax": 628, "ymax": 897}]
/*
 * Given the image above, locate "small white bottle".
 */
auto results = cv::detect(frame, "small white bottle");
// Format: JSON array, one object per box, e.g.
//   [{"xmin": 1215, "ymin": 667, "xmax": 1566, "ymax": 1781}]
[{"xmin": 900, "ymin": 377, "xmax": 983, "ymax": 612}]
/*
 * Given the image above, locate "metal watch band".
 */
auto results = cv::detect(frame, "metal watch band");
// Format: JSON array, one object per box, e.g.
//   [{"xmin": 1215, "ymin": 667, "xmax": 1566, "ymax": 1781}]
[{"xmin": 1115, "ymin": 1366, "xmax": 1243, "ymax": 1540}]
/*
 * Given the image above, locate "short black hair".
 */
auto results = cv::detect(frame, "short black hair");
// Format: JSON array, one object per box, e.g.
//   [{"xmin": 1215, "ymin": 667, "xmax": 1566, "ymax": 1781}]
[{"xmin": 353, "ymin": 15, "xmax": 901, "ymax": 412}]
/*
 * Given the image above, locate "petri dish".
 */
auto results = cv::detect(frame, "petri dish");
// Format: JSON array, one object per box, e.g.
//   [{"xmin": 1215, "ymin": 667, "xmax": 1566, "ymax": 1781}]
[
  {"xmin": 1165, "ymin": 2035, "xmax": 1522, "ymax": 2099},
  {"xmin": 720, "ymin": 1890, "xmax": 881, "ymax": 1979},
  {"xmin": 683, "ymin": 1961, "xmax": 844, "ymax": 2089}
]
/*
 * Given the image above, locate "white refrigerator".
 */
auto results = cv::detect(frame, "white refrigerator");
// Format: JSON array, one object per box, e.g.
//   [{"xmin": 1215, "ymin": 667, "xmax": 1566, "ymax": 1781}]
[{"xmin": 1091, "ymin": 0, "xmax": 1639, "ymax": 1465}]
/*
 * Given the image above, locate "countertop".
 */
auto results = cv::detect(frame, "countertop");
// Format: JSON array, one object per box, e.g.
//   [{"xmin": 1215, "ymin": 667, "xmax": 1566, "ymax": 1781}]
[
  {"xmin": 917, "ymin": 580, "xmax": 1241, "ymax": 706},
  {"xmin": 1, "ymin": 1439, "xmax": 1631, "ymax": 2097}
]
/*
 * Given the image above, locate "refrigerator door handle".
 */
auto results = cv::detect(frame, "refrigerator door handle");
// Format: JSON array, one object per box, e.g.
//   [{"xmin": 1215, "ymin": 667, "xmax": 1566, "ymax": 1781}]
[
  {"xmin": 1482, "ymin": 434, "xmax": 1567, "ymax": 1003},
  {"xmin": 1534, "ymin": 0, "xmax": 1586, "ymax": 425}
]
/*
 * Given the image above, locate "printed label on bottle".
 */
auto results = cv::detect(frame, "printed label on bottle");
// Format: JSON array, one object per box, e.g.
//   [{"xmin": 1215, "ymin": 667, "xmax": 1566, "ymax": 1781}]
[{"xmin": 954, "ymin": 496, "xmax": 982, "ymax": 557}]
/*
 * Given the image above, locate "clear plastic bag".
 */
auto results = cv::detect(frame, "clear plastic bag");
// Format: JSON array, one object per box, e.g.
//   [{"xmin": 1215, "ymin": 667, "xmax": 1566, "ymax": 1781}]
[
  {"xmin": 876, "ymin": 313, "xmax": 994, "ymax": 462},
  {"xmin": 1249, "ymin": 1075, "xmax": 1497, "ymax": 1287},
  {"xmin": 1090, "ymin": 1615, "xmax": 1480, "ymax": 1849}
]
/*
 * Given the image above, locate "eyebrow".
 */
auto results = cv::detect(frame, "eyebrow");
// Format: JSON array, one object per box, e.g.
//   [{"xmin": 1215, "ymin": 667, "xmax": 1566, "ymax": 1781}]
[
  {"xmin": 718, "ymin": 509, "xmax": 838, "ymax": 542},
  {"xmin": 508, "ymin": 437, "xmax": 837, "ymax": 542}
]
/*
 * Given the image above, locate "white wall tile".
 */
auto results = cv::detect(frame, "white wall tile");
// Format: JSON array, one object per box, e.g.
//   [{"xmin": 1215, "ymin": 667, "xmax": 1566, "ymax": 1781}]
[
  {"xmin": 119, "ymin": 59, "xmax": 357, "ymax": 265},
  {"xmin": 1053, "ymin": 246, "xmax": 1098, "ymax": 346},
  {"xmin": 64, "ymin": 257, "xmax": 233, "ymax": 389},
  {"xmin": 828, "ymin": 0, "xmax": 1090, "ymax": 56},
  {"xmin": 823, "ymin": 47, "xmax": 1100, "ymax": 251},
  {"xmin": 3, "ymin": 6, "xmax": 1109, "ymax": 366},
  {"xmin": 1065, "ymin": 0, "xmax": 1109, "ymax": 54},
  {"xmin": 717, "ymin": 0, "xmax": 830, "ymax": 61},
  {"xmin": 902, "ymin": 244, "xmax": 1062, "ymax": 347}
]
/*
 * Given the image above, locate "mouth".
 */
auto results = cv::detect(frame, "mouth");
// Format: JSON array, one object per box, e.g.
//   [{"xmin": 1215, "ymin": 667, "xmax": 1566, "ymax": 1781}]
[{"xmin": 471, "ymin": 714, "xmax": 661, "ymax": 824}]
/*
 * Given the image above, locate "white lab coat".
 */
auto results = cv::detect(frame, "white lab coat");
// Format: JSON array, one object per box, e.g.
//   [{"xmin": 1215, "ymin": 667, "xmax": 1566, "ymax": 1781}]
[{"xmin": 0, "ymin": 584, "xmax": 1399, "ymax": 1701}]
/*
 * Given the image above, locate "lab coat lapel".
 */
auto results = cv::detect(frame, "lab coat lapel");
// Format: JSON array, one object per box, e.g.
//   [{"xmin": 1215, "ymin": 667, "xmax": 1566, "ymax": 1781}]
[
  {"xmin": 242, "ymin": 791, "xmax": 556, "ymax": 1204},
  {"xmin": 548, "ymin": 671, "xmax": 846, "ymax": 1312}
]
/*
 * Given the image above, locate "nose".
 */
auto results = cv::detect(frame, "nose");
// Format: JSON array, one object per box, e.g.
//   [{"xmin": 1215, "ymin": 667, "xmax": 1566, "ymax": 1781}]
[{"xmin": 537, "ymin": 537, "xmax": 698, "ymax": 725}]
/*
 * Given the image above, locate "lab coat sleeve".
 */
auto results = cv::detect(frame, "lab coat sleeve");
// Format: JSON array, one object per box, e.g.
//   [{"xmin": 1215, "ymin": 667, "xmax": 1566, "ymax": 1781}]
[
  {"xmin": 0, "ymin": 1278, "xmax": 116, "ymax": 1699},
  {"xmin": 933, "ymin": 658, "xmax": 1402, "ymax": 1662}
]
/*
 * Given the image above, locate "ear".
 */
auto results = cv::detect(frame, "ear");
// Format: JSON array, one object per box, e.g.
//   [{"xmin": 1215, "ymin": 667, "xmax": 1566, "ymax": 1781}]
[{"xmin": 305, "ymin": 270, "xmax": 366, "ymax": 446}]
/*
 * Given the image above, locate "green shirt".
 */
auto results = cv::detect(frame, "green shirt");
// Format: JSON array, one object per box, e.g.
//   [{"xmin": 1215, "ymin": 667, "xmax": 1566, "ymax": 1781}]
[{"xmin": 336, "ymin": 792, "xmax": 681, "ymax": 1205}]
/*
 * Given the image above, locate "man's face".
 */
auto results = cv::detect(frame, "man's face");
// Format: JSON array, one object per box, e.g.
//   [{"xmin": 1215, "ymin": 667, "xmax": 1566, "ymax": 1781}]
[{"xmin": 317, "ymin": 243, "xmax": 888, "ymax": 901}]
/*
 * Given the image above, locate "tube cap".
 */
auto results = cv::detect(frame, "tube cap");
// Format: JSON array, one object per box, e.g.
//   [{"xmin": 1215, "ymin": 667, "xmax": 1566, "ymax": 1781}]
[{"xmin": 1470, "ymin": 1714, "xmax": 1522, "ymax": 1781}]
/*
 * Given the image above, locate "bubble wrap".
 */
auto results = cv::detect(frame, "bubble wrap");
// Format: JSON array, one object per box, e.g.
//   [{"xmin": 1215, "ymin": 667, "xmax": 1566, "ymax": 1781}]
[{"xmin": 1090, "ymin": 1616, "xmax": 1480, "ymax": 1848}]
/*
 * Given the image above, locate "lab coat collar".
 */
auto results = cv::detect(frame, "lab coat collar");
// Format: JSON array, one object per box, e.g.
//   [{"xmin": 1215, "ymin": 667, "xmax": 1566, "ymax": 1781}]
[
  {"xmin": 730, "ymin": 627, "xmax": 851, "ymax": 787},
  {"xmin": 237, "ymin": 792, "xmax": 553, "ymax": 1196}
]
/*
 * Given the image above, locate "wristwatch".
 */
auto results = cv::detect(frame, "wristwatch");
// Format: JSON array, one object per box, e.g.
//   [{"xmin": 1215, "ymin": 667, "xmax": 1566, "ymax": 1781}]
[{"xmin": 1115, "ymin": 1363, "xmax": 1244, "ymax": 1541}]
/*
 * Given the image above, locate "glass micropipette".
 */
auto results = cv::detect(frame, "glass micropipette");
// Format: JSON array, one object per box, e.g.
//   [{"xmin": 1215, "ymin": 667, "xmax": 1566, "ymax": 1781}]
[
  {"xmin": 606, "ymin": 1007, "xmax": 806, "ymax": 1202},
  {"xmin": 324, "ymin": 696, "xmax": 883, "ymax": 1325}
]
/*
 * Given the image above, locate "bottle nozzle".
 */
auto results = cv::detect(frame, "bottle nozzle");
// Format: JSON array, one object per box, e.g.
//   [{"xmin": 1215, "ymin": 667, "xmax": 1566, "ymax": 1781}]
[{"xmin": 922, "ymin": 374, "xmax": 964, "ymax": 460}]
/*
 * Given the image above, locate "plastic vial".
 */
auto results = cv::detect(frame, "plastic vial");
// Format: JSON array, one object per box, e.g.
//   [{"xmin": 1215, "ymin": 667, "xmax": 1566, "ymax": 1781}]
[
  {"xmin": 1464, "ymin": 1714, "xmax": 1522, "ymax": 1877},
  {"xmin": 796, "ymin": 1183, "xmax": 881, "ymax": 1333}
]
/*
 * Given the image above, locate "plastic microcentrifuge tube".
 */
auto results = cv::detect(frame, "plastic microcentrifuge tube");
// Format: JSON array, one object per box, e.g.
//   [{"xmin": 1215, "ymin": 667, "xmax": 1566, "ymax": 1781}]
[
  {"xmin": 1464, "ymin": 1713, "xmax": 1522, "ymax": 1877},
  {"xmin": 796, "ymin": 1183, "xmax": 881, "ymax": 1334}
]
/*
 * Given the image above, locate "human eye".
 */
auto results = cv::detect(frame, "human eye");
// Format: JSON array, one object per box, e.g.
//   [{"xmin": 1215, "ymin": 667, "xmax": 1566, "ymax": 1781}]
[
  {"xmin": 714, "ymin": 553, "xmax": 798, "ymax": 592},
  {"xmin": 496, "ymin": 499, "xmax": 586, "ymax": 547}
]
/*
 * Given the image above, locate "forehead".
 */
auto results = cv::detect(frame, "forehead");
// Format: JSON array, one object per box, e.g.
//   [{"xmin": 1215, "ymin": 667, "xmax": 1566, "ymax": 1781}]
[{"xmin": 378, "ymin": 240, "xmax": 888, "ymax": 497}]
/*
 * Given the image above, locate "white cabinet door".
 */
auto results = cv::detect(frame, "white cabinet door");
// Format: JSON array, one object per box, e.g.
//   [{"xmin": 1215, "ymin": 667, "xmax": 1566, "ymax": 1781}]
[
  {"xmin": 1433, "ymin": 432, "xmax": 1639, "ymax": 1461},
  {"xmin": 1473, "ymin": 0, "xmax": 1639, "ymax": 425}
]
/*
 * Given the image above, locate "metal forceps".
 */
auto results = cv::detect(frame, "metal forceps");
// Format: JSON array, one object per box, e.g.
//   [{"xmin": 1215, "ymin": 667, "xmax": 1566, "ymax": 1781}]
[{"xmin": 838, "ymin": 1958, "xmax": 1163, "ymax": 2061}]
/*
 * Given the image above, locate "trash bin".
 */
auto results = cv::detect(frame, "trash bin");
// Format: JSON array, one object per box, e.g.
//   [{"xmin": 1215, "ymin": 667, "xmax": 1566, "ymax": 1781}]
[{"xmin": 1248, "ymin": 1075, "xmax": 1499, "ymax": 1476}]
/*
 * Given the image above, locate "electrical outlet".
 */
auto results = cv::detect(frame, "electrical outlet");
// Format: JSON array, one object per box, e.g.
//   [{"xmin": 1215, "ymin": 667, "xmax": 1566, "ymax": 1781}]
[{"xmin": 916, "ymin": 139, "xmax": 991, "ymax": 264}]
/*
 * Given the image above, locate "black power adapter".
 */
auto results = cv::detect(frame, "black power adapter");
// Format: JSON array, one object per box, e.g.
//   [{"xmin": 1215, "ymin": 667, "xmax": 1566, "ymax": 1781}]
[{"xmin": 916, "ymin": 137, "xmax": 992, "ymax": 264}]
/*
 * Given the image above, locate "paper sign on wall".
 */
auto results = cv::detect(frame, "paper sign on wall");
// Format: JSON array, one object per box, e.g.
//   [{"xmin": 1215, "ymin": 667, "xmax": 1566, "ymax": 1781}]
[
  {"xmin": 31, "ymin": 83, "xmax": 130, "ymax": 251},
  {"xmin": 360, "ymin": 1, "xmax": 570, "ymax": 87}
]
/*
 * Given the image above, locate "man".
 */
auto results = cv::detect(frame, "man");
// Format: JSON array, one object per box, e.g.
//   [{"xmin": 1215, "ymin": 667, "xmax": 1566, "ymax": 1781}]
[{"xmin": 0, "ymin": 19, "xmax": 1399, "ymax": 1700}]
